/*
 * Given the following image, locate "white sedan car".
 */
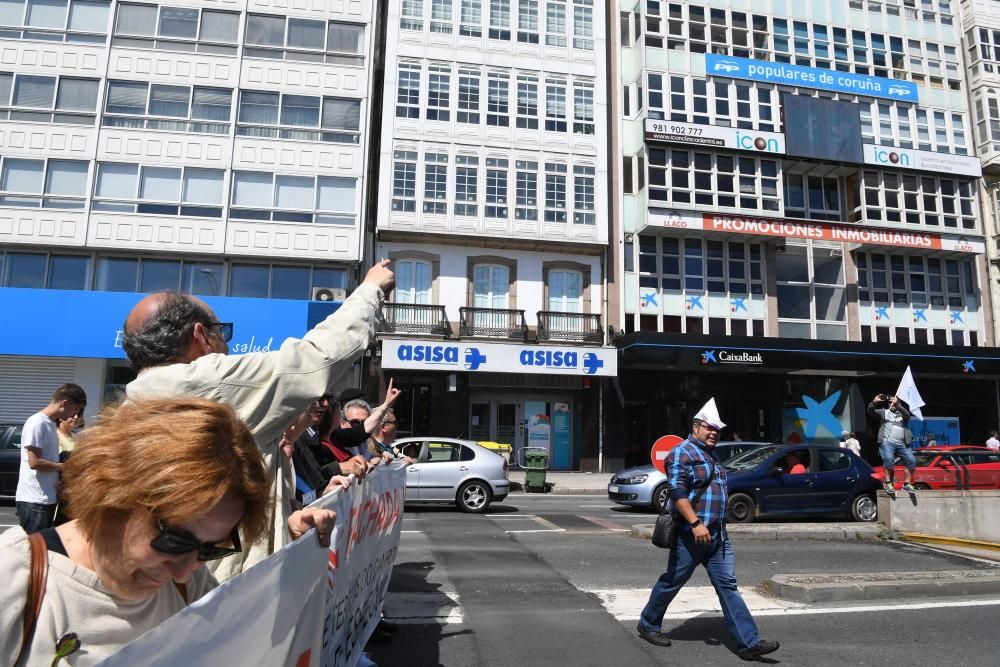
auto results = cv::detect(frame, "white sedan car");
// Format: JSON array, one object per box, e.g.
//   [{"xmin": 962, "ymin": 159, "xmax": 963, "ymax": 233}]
[{"xmin": 394, "ymin": 437, "xmax": 510, "ymax": 513}]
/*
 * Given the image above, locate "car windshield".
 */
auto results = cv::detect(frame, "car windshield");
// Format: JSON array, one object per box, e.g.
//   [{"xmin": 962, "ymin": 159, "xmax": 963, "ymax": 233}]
[
  {"xmin": 914, "ymin": 453, "xmax": 939, "ymax": 467},
  {"xmin": 724, "ymin": 445, "xmax": 783, "ymax": 471}
]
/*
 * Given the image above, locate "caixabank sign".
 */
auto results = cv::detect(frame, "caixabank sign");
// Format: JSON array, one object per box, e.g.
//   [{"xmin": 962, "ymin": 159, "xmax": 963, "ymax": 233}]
[
  {"xmin": 701, "ymin": 349, "xmax": 764, "ymax": 366},
  {"xmin": 381, "ymin": 340, "xmax": 618, "ymax": 376}
]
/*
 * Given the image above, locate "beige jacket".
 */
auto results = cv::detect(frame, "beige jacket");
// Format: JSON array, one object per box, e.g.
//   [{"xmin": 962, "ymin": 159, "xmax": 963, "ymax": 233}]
[{"xmin": 125, "ymin": 282, "xmax": 384, "ymax": 581}]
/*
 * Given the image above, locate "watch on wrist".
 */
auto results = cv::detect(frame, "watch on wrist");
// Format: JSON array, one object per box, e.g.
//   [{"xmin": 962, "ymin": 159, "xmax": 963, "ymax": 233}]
[{"xmin": 689, "ymin": 519, "xmax": 703, "ymax": 528}]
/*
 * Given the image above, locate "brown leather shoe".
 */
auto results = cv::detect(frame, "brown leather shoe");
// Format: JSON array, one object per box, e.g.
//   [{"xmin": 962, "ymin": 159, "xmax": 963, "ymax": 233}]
[
  {"xmin": 738, "ymin": 639, "xmax": 780, "ymax": 660},
  {"xmin": 636, "ymin": 622, "xmax": 672, "ymax": 647}
]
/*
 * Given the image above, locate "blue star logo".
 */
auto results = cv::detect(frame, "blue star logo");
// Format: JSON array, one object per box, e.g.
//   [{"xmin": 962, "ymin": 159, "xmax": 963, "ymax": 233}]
[
  {"xmin": 701, "ymin": 350, "xmax": 717, "ymax": 364},
  {"xmin": 464, "ymin": 347, "xmax": 487, "ymax": 371},
  {"xmin": 687, "ymin": 295, "xmax": 703, "ymax": 311},
  {"xmin": 794, "ymin": 391, "xmax": 844, "ymax": 439},
  {"xmin": 641, "ymin": 292, "xmax": 658, "ymax": 307},
  {"xmin": 582, "ymin": 353, "xmax": 604, "ymax": 375},
  {"xmin": 875, "ymin": 306, "xmax": 889, "ymax": 320},
  {"xmin": 913, "ymin": 309, "xmax": 927, "ymax": 323},
  {"xmin": 731, "ymin": 298, "xmax": 748, "ymax": 313},
  {"xmin": 951, "ymin": 311, "xmax": 963, "ymax": 324},
  {"xmin": 963, "ymin": 360, "xmax": 976, "ymax": 373}
]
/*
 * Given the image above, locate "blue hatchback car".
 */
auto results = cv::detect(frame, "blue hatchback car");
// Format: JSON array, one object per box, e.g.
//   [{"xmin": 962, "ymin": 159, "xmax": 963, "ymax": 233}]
[{"xmin": 723, "ymin": 444, "xmax": 880, "ymax": 523}]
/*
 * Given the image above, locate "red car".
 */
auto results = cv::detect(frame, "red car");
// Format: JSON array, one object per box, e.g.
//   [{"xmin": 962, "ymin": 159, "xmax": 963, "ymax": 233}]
[{"xmin": 873, "ymin": 447, "xmax": 1000, "ymax": 490}]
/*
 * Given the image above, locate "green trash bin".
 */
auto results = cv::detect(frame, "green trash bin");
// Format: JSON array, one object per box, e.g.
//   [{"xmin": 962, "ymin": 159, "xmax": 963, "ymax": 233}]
[{"xmin": 521, "ymin": 447, "xmax": 549, "ymax": 493}]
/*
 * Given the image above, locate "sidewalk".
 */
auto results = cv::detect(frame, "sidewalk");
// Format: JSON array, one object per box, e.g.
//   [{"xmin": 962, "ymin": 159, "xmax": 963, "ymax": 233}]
[{"xmin": 507, "ymin": 470, "xmax": 609, "ymax": 495}]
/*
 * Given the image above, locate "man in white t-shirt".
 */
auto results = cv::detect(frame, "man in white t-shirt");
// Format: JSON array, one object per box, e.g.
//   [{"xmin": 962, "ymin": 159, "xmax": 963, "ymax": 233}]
[
  {"xmin": 986, "ymin": 431, "xmax": 999, "ymax": 451},
  {"xmin": 15, "ymin": 383, "xmax": 87, "ymax": 533}
]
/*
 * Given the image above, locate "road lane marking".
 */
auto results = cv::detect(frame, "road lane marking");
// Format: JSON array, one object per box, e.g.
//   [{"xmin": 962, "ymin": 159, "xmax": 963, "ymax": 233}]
[
  {"xmin": 382, "ymin": 591, "xmax": 464, "ymax": 625},
  {"xmin": 588, "ymin": 587, "xmax": 1000, "ymax": 621},
  {"xmin": 489, "ymin": 514, "xmax": 538, "ymax": 519},
  {"xmin": 504, "ymin": 529, "xmax": 566, "ymax": 533},
  {"xmin": 531, "ymin": 515, "xmax": 564, "ymax": 531},
  {"xmin": 400, "ymin": 530, "xmax": 423, "ymax": 534}
]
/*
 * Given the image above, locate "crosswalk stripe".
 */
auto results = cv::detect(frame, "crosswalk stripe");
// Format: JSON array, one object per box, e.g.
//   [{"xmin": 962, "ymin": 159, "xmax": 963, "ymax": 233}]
[
  {"xmin": 578, "ymin": 515, "xmax": 630, "ymax": 531},
  {"xmin": 382, "ymin": 591, "xmax": 464, "ymax": 625}
]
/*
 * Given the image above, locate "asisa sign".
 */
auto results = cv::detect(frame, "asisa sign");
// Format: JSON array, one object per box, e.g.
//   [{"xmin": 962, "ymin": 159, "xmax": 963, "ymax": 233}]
[{"xmin": 381, "ymin": 340, "xmax": 617, "ymax": 377}]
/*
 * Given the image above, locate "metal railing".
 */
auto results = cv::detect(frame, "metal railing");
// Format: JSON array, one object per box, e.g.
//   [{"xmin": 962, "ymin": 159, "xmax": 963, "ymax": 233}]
[
  {"xmin": 536, "ymin": 311, "xmax": 603, "ymax": 344},
  {"xmin": 459, "ymin": 307, "xmax": 528, "ymax": 340},
  {"xmin": 378, "ymin": 303, "xmax": 450, "ymax": 337}
]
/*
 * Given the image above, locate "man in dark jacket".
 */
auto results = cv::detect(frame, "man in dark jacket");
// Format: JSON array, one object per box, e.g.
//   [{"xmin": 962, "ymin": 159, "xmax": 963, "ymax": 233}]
[{"xmin": 867, "ymin": 394, "xmax": 917, "ymax": 494}]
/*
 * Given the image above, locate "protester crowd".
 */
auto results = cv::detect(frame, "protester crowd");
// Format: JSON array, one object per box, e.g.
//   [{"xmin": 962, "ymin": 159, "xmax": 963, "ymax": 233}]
[{"xmin": 3, "ymin": 261, "xmax": 403, "ymax": 666}]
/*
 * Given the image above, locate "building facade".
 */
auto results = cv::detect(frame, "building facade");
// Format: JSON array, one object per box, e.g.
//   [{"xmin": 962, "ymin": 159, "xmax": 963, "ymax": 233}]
[
  {"xmin": 609, "ymin": 0, "xmax": 1000, "ymax": 471},
  {"xmin": 373, "ymin": 0, "xmax": 615, "ymax": 470},
  {"xmin": 0, "ymin": 0, "xmax": 379, "ymax": 420}
]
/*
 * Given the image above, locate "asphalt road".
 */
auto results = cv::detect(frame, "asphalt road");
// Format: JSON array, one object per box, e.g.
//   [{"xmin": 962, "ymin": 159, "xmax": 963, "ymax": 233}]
[{"xmin": 368, "ymin": 495, "xmax": 1000, "ymax": 666}]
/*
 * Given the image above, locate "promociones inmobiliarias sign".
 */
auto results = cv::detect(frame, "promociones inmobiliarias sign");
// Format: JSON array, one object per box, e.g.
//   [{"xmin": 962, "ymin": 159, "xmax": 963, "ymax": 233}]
[
  {"xmin": 646, "ymin": 209, "xmax": 985, "ymax": 254},
  {"xmin": 706, "ymin": 54, "xmax": 919, "ymax": 103},
  {"xmin": 644, "ymin": 118, "xmax": 785, "ymax": 153}
]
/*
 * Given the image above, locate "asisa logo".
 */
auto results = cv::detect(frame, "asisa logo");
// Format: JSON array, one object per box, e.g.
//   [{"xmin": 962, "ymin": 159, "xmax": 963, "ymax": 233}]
[
  {"xmin": 396, "ymin": 344, "xmax": 459, "ymax": 365},
  {"xmin": 520, "ymin": 350, "xmax": 578, "ymax": 370}
]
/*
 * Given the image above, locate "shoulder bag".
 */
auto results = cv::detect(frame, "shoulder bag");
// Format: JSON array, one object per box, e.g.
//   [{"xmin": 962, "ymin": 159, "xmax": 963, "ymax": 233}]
[{"xmin": 651, "ymin": 462, "xmax": 716, "ymax": 549}]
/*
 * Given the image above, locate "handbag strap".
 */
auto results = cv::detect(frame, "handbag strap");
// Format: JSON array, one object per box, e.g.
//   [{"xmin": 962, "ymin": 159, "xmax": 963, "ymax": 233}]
[
  {"xmin": 668, "ymin": 461, "xmax": 716, "ymax": 517},
  {"xmin": 19, "ymin": 531, "xmax": 49, "ymax": 665}
]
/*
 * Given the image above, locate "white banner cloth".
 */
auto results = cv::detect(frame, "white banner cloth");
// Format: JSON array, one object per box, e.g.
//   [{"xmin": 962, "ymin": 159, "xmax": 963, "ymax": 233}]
[
  {"xmin": 896, "ymin": 365, "xmax": 926, "ymax": 420},
  {"xmin": 98, "ymin": 464, "xmax": 406, "ymax": 667}
]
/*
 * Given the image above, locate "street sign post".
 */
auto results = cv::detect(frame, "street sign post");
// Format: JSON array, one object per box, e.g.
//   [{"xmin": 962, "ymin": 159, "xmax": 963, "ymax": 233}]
[{"xmin": 650, "ymin": 435, "xmax": 685, "ymax": 474}]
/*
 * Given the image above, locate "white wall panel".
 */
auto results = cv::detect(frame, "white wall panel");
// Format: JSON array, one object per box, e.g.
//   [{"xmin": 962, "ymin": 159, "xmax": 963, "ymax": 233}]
[
  {"xmin": 0, "ymin": 210, "xmax": 87, "ymax": 247},
  {"xmin": 87, "ymin": 214, "xmax": 225, "ymax": 253},
  {"xmin": 226, "ymin": 220, "xmax": 360, "ymax": 260}
]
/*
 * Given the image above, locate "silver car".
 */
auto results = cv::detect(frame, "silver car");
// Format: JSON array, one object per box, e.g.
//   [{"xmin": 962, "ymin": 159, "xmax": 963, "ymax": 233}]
[
  {"xmin": 608, "ymin": 441, "xmax": 771, "ymax": 513},
  {"xmin": 395, "ymin": 437, "xmax": 510, "ymax": 513}
]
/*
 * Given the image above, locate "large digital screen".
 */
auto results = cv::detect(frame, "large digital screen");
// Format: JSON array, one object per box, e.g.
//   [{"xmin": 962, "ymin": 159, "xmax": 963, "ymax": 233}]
[{"xmin": 782, "ymin": 95, "xmax": 864, "ymax": 164}]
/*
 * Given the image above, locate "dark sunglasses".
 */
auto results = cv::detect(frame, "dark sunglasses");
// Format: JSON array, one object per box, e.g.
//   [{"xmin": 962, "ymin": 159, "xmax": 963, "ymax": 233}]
[
  {"xmin": 382, "ymin": 420, "xmax": 397, "ymax": 425},
  {"xmin": 208, "ymin": 321, "xmax": 234, "ymax": 343},
  {"xmin": 151, "ymin": 520, "xmax": 242, "ymax": 561},
  {"xmin": 348, "ymin": 418, "xmax": 365, "ymax": 426}
]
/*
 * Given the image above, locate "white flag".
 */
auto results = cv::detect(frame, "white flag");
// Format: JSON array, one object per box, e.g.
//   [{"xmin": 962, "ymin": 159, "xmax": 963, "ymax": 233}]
[{"xmin": 896, "ymin": 366, "xmax": 925, "ymax": 420}]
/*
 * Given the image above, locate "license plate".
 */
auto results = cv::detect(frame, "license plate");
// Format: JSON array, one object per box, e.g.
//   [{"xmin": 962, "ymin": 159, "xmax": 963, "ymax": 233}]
[{"xmin": 608, "ymin": 485, "xmax": 619, "ymax": 493}]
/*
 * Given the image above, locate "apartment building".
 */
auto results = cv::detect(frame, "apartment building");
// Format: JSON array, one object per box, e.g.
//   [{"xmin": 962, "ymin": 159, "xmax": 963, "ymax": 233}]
[
  {"xmin": 372, "ymin": 0, "xmax": 615, "ymax": 470},
  {"xmin": 0, "ymin": 0, "xmax": 379, "ymax": 419},
  {"xmin": 609, "ymin": 0, "xmax": 1000, "ymax": 469}
]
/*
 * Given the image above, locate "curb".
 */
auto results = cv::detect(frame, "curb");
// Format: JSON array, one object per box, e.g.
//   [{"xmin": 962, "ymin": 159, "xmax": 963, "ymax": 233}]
[
  {"xmin": 629, "ymin": 523, "xmax": 881, "ymax": 541},
  {"xmin": 763, "ymin": 570, "xmax": 1000, "ymax": 603},
  {"xmin": 902, "ymin": 532, "xmax": 1000, "ymax": 552}
]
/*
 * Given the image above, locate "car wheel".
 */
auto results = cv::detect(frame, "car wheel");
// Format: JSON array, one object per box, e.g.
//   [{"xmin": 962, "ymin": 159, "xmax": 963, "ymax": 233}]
[
  {"xmin": 850, "ymin": 494, "xmax": 877, "ymax": 522},
  {"xmin": 651, "ymin": 484, "xmax": 670, "ymax": 514},
  {"xmin": 913, "ymin": 483, "xmax": 931, "ymax": 490},
  {"xmin": 726, "ymin": 493, "xmax": 755, "ymax": 523},
  {"xmin": 457, "ymin": 480, "xmax": 493, "ymax": 513}
]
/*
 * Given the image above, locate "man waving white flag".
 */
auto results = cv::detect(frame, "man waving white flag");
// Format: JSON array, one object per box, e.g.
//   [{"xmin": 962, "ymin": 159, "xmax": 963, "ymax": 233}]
[{"xmin": 896, "ymin": 366, "xmax": 925, "ymax": 420}]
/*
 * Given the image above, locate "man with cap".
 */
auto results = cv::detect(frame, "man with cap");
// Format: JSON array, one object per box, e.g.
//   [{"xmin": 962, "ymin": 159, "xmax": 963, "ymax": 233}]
[{"xmin": 637, "ymin": 398, "xmax": 779, "ymax": 661}]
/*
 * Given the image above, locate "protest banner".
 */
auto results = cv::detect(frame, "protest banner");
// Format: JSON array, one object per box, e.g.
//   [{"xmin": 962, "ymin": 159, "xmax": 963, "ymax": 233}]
[{"xmin": 99, "ymin": 464, "xmax": 406, "ymax": 667}]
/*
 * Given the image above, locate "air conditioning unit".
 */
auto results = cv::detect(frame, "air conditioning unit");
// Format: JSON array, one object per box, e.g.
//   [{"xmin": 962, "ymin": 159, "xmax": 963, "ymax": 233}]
[{"xmin": 312, "ymin": 286, "xmax": 347, "ymax": 302}]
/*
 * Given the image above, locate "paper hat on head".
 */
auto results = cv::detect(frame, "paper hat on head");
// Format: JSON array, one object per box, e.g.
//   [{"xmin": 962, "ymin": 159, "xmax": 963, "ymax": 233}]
[{"xmin": 694, "ymin": 398, "xmax": 726, "ymax": 430}]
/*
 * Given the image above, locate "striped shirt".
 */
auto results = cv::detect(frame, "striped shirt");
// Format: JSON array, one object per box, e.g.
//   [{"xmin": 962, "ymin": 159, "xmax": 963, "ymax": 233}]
[{"xmin": 666, "ymin": 436, "xmax": 728, "ymax": 526}]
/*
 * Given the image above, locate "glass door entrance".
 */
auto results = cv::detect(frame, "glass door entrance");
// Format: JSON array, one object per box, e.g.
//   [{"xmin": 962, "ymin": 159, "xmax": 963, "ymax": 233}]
[{"xmin": 469, "ymin": 397, "xmax": 573, "ymax": 470}]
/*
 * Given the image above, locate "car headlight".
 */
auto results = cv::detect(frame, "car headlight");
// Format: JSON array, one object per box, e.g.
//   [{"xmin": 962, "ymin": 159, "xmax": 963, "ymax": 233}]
[{"xmin": 618, "ymin": 473, "xmax": 648, "ymax": 485}]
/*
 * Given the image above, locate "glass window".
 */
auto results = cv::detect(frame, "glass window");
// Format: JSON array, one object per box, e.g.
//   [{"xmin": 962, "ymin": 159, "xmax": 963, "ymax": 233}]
[
  {"xmin": 271, "ymin": 265, "xmax": 311, "ymax": 300},
  {"xmin": 138, "ymin": 259, "xmax": 181, "ymax": 292},
  {"xmin": 96, "ymin": 257, "xmax": 138, "ymax": 292},
  {"xmin": 232, "ymin": 171, "xmax": 272, "ymax": 207},
  {"xmin": 158, "ymin": 6, "xmax": 197, "ymax": 38},
  {"xmin": 47, "ymin": 255, "xmax": 88, "ymax": 290},
  {"xmin": 396, "ymin": 259, "xmax": 432, "ymax": 304},
  {"xmin": 5, "ymin": 252, "xmax": 46, "ymax": 288},
  {"xmin": 548, "ymin": 269, "xmax": 582, "ymax": 312},
  {"xmin": 1, "ymin": 158, "xmax": 44, "ymax": 194},
  {"xmin": 182, "ymin": 169, "xmax": 223, "ymax": 205},
  {"xmin": 12, "ymin": 75, "xmax": 55, "ymax": 108},
  {"xmin": 229, "ymin": 264, "xmax": 270, "ymax": 298},
  {"xmin": 139, "ymin": 166, "xmax": 181, "ymax": 201},
  {"xmin": 317, "ymin": 177, "xmax": 355, "ymax": 212},
  {"xmin": 181, "ymin": 262, "xmax": 223, "ymax": 295}
]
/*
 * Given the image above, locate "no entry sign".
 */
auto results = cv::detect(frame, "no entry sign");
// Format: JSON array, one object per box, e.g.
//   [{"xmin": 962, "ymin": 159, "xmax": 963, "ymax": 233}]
[{"xmin": 650, "ymin": 435, "xmax": 685, "ymax": 473}]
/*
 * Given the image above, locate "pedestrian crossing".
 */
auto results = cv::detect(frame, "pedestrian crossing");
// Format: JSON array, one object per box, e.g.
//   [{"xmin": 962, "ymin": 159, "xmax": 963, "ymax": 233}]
[{"xmin": 487, "ymin": 512, "xmax": 632, "ymax": 534}]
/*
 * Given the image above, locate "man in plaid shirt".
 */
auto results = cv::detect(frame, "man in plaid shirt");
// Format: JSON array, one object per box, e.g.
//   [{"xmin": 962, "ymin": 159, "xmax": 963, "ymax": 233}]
[{"xmin": 636, "ymin": 399, "xmax": 779, "ymax": 661}]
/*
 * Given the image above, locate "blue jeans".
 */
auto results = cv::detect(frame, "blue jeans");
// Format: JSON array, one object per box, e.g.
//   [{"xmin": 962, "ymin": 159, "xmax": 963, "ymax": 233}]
[
  {"xmin": 15, "ymin": 501, "xmax": 57, "ymax": 534},
  {"xmin": 879, "ymin": 441, "xmax": 916, "ymax": 470},
  {"xmin": 640, "ymin": 525, "xmax": 760, "ymax": 650}
]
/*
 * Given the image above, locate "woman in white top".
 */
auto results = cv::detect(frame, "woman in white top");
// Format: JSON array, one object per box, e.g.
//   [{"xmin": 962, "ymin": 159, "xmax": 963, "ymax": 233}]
[{"xmin": 1, "ymin": 397, "xmax": 335, "ymax": 666}]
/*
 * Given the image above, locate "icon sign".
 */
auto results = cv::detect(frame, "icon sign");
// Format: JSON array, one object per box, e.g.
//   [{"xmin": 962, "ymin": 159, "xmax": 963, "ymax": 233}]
[{"xmin": 650, "ymin": 435, "xmax": 685, "ymax": 474}]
